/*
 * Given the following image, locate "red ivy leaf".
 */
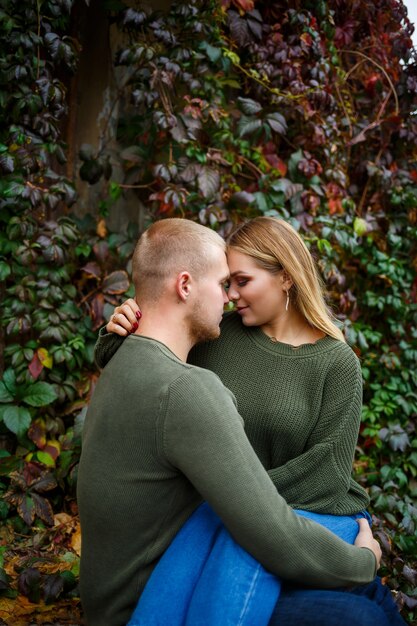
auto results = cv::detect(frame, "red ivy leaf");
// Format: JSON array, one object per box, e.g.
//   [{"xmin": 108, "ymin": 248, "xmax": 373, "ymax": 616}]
[
  {"xmin": 328, "ymin": 198, "xmax": 343, "ymax": 215},
  {"xmin": 18, "ymin": 494, "xmax": 36, "ymax": 526},
  {"xmin": 31, "ymin": 472, "xmax": 58, "ymax": 494},
  {"xmin": 81, "ymin": 262, "xmax": 101, "ymax": 279},
  {"xmin": 32, "ymin": 492, "xmax": 55, "ymax": 525},
  {"xmin": 28, "ymin": 353, "xmax": 43, "ymax": 380},
  {"xmin": 93, "ymin": 240, "xmax": 109, "ymax": 263},
  {"xmin": 265, "ymin": 153, "xmax": 287, "ymax": 176},
  {"xmin": 43, "ymin": 441, "xmax": 60, "ymax": 462},
  {"xmin": 102, "ymin": 270, "xmax": 130, "ymax": 295},
  {"xmin": 334, "ymin": 19, "xmax": 356, "ymax": 48},
  {"xmin": 18, "ymin": 568, "xmax": 42, "ymax": 603},
  {"xmin": 22, "ymin": 461, "xmax": 45, "ymax": 486},
  {"xmin": 28, "ymin": 418, "xmax": 47, "ymax": 449},
  {"xmin": 43, "ymin": 573, "xmax": 64, "ymax": 603},
  {"xmin": 233, "ymin": 0, "xmax": 254, "ymax": 11},
  {"xmin": 91, "ymin": 293, "xmax": 105, "ymax": 331}
]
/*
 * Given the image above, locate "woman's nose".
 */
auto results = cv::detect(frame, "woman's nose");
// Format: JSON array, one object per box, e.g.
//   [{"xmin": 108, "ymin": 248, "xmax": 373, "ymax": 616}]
[{"xmin": 227, "ymin": 285, "xmax": 239, "ymax": 301}]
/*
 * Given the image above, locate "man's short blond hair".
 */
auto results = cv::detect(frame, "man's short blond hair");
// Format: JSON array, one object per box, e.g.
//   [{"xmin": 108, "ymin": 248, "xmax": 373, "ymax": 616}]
[{"xmin": 132, "ymin": 218, "xmax": 225, "ymax": 302}]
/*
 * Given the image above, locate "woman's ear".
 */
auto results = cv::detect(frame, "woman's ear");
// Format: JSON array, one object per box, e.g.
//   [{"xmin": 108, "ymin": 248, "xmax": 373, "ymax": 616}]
[
  {"xmin": 281, "ymin": 271, "xmax": 293, "ymax": 292},
  {"xmin": 176, "ymin": 271, "xmax": 192, "ymax": 302}
]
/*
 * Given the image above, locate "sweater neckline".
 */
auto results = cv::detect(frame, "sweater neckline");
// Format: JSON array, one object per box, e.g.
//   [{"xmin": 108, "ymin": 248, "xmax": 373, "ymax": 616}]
[
  {"xmin": 127, "ymin": 333, "xmax": 183, "ymax": 362},
  {"xmin": 245, "ymin": 323, "xmax": 338, "ymax": 356}
]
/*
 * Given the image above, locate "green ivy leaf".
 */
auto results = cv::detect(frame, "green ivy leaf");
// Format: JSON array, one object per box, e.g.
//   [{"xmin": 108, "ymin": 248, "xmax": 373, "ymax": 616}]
[
  {"xmin": 2, "ymin": 405, "xmax": 31, "ymax": 436},
  {"xmin": 0, "ymin": 260, "xmax": 11, "ymax": 280},
  {"xmin": 288, "ymin": 149, "xmax": 304, "ymax": 179},
  {"xmin": 201, "ymin": 42, "xmax": 222, "ymax": 63},
  {"xmin": 237, "ymin": 97, "xmax": 262, "ymax": 115},
  {"xmin": 36, "ymin": 451, "xmax": 56, "ymax": 468},
  {"xmin": 23, "ymin": 382, "xmax": 58, "ymax": 407},
  {"xmin": 197, "ymin": 167, "xmax": 220, "ymax": 199},
  {"xmin": 0, "ymin": 383, "xmax": 13, "ymax": 404},
  {"xmin": 0, "ymin": 153, "xmax": 14, "ymax": 173},
  {"xmin": 237, "ymin": 116, "xmax": 262, "ymax": 138},
  {"xmin": 253, "ymin": 191, "xmax": 270, "ymax": 213},
  {"xmin": 265, "ymin": 112, "xmax": 287, "ymax": 135},
  {"xmin": 0, "ymin": 369, "xmax": 16, "ymax": 401},
  {"xmin": 60, "ymin": 570, "xmax": 77, "ymax": 591},
  {"xmin": 221, "ymin": 48, "xmax": 240, "ymax": 65}
]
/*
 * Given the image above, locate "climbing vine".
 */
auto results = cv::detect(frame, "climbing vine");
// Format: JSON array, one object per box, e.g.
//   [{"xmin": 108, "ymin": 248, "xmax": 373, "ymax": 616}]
[{"xmin": 0, "ymin": 0, "xmax": 416, "ymax": 622}]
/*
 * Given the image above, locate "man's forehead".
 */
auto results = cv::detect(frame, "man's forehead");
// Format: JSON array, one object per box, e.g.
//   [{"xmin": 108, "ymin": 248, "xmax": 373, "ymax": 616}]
[{"xmin": 209, "ymin": 246, "xmax": 229, "ymax": 276}]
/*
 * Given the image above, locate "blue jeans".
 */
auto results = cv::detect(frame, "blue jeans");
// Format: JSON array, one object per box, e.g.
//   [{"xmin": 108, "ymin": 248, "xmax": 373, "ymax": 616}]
[
  {"xmin": 128, "ymin": 503, "xmax": 404, "ymax": 626},
  {"xmin": 269, "ymin": 580, "xmax": 406, "ymax": 625},
  {"xmin": 128, "ymin": 503, "xmax": 278, "ymax": 626}
]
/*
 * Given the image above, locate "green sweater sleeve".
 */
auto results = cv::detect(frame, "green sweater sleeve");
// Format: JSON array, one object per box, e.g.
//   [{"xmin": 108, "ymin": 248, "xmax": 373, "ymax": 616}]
[
  {"xmin": 268, "ymin": 347, "xmax": 369, "ymax": 514},
  {"xmin": 162, "ymin": 367, "xmax": 377, "ymax": 589},
  {"xmin": 94, "ymin": 327, "xmax": 125, "ymax": 369}
]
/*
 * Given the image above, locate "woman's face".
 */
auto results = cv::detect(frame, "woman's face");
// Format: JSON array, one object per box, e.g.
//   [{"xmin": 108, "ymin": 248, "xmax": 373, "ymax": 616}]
[{"xmin": 227, "ymin": 248, "xmax": 290, "ymax": 327}]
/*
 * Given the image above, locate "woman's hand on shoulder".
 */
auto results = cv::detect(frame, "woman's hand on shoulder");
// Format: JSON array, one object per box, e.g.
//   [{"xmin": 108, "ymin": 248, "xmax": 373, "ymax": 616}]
[{"xmin": 106, "ymin": 298, "xmax": 142, "ymax": 336}]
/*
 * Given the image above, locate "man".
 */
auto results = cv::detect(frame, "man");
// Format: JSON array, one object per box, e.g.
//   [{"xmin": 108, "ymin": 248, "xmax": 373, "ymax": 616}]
[{"xmin": 77, "ymin": 218, "xmax": 381, "ymax": 626}]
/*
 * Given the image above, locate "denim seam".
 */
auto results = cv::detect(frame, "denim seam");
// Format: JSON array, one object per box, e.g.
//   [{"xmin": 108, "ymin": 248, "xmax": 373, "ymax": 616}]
[{"xmin": 237, "ymin": 564, "xmax": 261, "ymax": 625}]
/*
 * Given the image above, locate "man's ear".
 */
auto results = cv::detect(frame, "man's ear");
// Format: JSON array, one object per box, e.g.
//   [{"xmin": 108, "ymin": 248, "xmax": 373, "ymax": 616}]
[{"xmin": 176, "ymin": 271, "xmax": 192, "ymax": 302}]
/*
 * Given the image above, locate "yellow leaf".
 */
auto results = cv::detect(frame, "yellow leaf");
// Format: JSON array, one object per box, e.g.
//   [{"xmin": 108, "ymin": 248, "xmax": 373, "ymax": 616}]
[
  {"xmin": 54, "ymin": 512, "xmax": 73, "ymax": 527},
  {"xmin": 37, "ymin": 348, "xmax": 53, "ymax": 369},
  {"xmin": 0, "ymin": 596, "xmax": 82, "ymax": 625},
  {"xmin": 71, "ymin": 522, "xmax": 82, "ymax": 556},
  {"xmin": 96, "ymin": 218, "xmax": 107, "ymax": 238}
]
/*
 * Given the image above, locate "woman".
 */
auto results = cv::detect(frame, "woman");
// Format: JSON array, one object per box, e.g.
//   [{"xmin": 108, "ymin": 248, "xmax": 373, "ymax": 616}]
[
  {"xmin": 96, "ymin": 217, "xmax": 367, "ymax": 517},
  {"xmin": 95, "ymin": 217, "xmax": 403, "ymax": 625}
]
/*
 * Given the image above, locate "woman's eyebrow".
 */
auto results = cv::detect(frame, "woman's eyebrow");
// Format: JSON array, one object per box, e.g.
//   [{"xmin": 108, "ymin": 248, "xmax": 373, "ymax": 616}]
[{"xmin": 229, "ymin": 270, "xmax": 250, "ymax": 277}]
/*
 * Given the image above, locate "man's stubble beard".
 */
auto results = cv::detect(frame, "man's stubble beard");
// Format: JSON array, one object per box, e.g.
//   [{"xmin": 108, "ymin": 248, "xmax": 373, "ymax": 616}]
[{"xmin": 188, "ymin": 300, "xmax": 221, "ymax": 345}]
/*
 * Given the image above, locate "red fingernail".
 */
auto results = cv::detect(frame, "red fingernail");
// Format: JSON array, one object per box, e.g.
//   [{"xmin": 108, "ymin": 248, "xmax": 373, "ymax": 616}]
[
  {"xmin": 132, "ymin": 322, "xmax": 139, "ymax": 332},
  {"xmin": 135, "ymin": 311, "xmax": 142, "ymax": 320}
]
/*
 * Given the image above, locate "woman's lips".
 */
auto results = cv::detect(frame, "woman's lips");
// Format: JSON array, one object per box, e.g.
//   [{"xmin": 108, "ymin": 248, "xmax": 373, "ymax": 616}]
[{"xmin": 237, "ymin": 306, "xmax": 249, "ymax": 314}]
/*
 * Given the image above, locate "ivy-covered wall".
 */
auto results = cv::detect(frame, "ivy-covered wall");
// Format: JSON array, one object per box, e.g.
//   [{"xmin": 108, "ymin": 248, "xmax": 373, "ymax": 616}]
[{"xmin": 0, "ymin": 0, "xmax": 416, "ymax": 622}]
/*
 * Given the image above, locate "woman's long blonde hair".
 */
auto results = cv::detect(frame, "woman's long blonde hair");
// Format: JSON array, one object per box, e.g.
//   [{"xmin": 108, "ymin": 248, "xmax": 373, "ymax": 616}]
[{"xmin": 227, "ymin": 216, "xmax": 345, "ymax": 342}]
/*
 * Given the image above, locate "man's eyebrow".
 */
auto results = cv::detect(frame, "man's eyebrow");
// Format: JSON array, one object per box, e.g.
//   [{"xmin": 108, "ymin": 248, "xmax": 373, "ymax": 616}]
[{"xmin": 222, "ymin": 274, "xmax": 230, "ymax": 282}]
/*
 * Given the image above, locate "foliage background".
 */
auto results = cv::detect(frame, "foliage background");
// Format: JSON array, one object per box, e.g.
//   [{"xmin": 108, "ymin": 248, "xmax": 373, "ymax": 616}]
[{"xmin": 0, "ymin": 0, "xmax": 416, "ymax": 623}]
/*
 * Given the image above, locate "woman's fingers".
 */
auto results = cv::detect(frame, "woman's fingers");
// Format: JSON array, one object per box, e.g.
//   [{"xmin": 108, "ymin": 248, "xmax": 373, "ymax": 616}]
[
  {"xmin": 106, "ymin": 299, "xmax": 142, "ymax": 335},
  {"xmin": 354, "ymin": 518, "xmax": 382, "ymax": 568},
  {"xmin": 118, "ymin": 300, "xmax": 140, "ymax": 327}
]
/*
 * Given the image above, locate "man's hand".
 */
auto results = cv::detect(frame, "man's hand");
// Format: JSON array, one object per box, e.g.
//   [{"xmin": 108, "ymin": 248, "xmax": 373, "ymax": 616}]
[
  {"xmin": 354, "ymin": 518, "xmax": 381, "ymax": 568},
  {"xmin": 106, "ymin": 298, "xmax": 142, "ymax": 336}
]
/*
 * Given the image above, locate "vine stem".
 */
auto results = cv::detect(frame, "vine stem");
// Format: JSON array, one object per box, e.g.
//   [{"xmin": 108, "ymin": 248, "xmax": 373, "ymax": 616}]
[
  {"xmin": 340, "ymin": 49, "xmax": 400, "ymax": 115},
  {"xmin": 221, "ymin": 43, "xmax": 319, "ymax": 101},
  {"xmin": 117, "ymin": 181, "xmax": 157, "ymax": 189},
  {"xmin": 356, "ymin": 148, "xmax": 383, "ymax": 216},
  {"xmin": 36, "ymin": 0, "xmax": 41, "ymax": 80},
  {"xmin": 78, "ymin": 286, "xmax": 100, "ymax": 306}
]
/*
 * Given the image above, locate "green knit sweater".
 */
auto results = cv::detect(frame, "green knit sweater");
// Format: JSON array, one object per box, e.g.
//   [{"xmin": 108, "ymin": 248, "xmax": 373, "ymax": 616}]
[
  {"xmin": 95, "ymin": 312, "xmax": 369, "ymax": 516},
  {"xmin": 80, "ymin": 334, "xmax": 376, "ymax": 625}
]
